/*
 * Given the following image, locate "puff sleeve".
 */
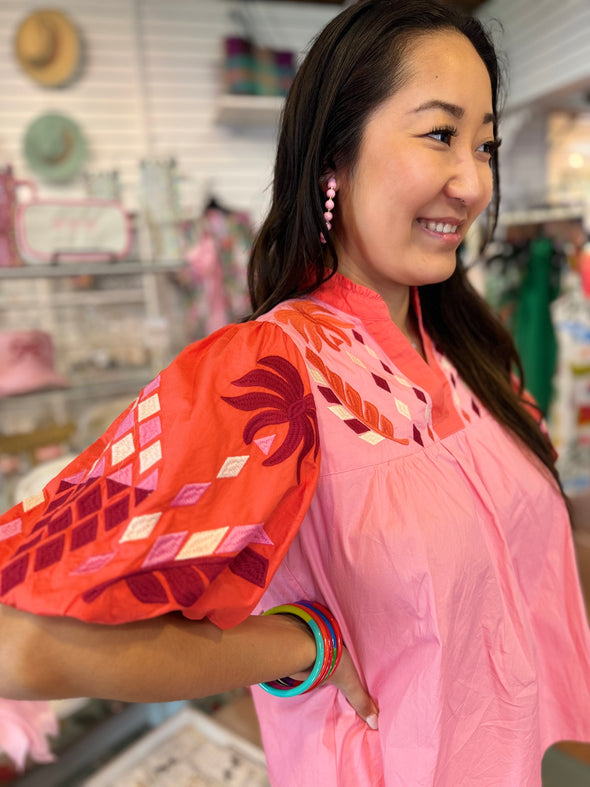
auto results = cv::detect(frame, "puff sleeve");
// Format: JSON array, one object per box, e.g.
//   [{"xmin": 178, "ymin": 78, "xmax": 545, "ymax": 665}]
[{"xmin": 0, "ymin": 321, "xmax": 320, "ymax": 629}]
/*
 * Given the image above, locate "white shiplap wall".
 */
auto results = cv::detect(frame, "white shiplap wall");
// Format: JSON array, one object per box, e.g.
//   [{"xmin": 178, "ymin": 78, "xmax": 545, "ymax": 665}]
[
  {"xmin": 0, "ymin": 0, "xmax": 337, "ymax": 223},
  {"xmin": 479, "ymin": 0, "xmax": 590, "ymax": 110},
  {"xmin": 477, "ymin": 0, "xmax": 590, "ymax": 209}
]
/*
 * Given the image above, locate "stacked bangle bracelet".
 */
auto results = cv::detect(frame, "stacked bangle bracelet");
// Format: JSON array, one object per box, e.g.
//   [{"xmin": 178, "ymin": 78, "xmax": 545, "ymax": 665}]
[{"xmin": 258, "ymin": 601, "xmax": 343, "ymax": 697}]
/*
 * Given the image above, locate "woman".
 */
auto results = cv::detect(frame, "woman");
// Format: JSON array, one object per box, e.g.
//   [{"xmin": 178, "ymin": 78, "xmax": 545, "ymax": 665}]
[{"xmin": 1, "ymin": 1, "xmax": 589, "ymax": 784}]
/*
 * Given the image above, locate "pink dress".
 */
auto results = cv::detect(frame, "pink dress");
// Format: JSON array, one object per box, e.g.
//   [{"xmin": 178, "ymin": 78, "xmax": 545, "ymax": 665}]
[
  {"xmin": 251, "ymin": 274, "xmax": 590, "ymax": 785},
  {"xmin": 0, "ymin": 273, "xmax": 588, "ymax": 785}
]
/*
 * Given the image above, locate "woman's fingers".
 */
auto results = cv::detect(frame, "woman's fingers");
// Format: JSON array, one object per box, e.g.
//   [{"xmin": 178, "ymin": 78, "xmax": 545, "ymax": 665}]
[{"xmin": 326, "ymin": 647, "xmax": 379, "ymax": 729}]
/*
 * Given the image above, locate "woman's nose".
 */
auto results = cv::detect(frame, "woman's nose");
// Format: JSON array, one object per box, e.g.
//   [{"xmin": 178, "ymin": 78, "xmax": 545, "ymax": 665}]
[{"xmin": 444, "ymin": 154, "xmax": 492, "ymax": 208}]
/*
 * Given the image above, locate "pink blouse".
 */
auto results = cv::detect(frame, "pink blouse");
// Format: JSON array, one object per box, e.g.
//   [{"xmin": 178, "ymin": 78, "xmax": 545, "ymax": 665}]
[{"xmin": 252, "ymin": 273, "xmax": 590, "ymax": 786}]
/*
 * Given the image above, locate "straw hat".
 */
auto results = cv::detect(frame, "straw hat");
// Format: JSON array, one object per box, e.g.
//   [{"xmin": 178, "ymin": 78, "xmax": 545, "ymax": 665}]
[
  {"xmin": 14, "ymin": 9, "xmax": 81, "ymax": 88},
  {"xmin": 23, "ymin": 112, "xmax": 87, "ymax": 183}
]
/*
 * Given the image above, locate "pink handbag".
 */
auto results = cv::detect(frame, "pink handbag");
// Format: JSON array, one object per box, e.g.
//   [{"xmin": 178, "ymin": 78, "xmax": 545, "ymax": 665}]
[{"xmin": 14, "ymin": 182, "xmax": 132, "ymax": 264}]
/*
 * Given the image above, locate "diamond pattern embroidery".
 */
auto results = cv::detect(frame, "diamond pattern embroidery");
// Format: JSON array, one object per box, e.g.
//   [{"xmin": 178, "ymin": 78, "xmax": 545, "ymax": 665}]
[
  {"xmin": 217, "ymin": 523, "xmax": 273, "ymax": 553},
  {"xmin": 112, "ymin": 434, "xmax": 135, "ymax": 466},
  {"xmin": 346, "ymin": 351, "xmax": 366, "ymax": 368},
  {"xmin": 171, "ymin": 483, "xmax": 211, "ymax": 507},
  {"xmin": 22, "ymin": 492, "xmax": 45, "ymax": 512},
  {"xmin": 176, "ymin": 528, "xmax": 230, "ymax": 560},
  {"xmin": 139, "ymin": 416, "xmax": 162, "ymax": 447},
  {"xmin": 114, "ymin": 411, "xmax": 135, "ymax": 439},
  {"xmin": 138, "ymin": 394, "xmax": 160, "ymax": 422},
  {"xmin": 0, "ymin": 519, "xmax": 22, "ymax": 542},
  {"xmin": 71, "ymin": 553, "xmax": 115, "ymax": 575},
  {"xmin": 395, "ymin": 399, "xmax": 411, "ymax": 419},
  {"xmin": 143, "ymin": 532, "xmax": 187, "ymax": 568},
  {"xmin": 217, "ymin": 456, "xmax": 249, "ymax": 478},
  {"xmin": 1, "ymin": 555, "xmax": 29, "ymax": 594},
  {"xmin": 34, "ymin": 535, "xmax": 65, "ymax": 571},
  {"xmin": 120, "ymin": 513, "xmax": 162, "ymax": 542},
  {"xmin": 139, "ymin": 442, "xmax": 162, "ymax": 474}
]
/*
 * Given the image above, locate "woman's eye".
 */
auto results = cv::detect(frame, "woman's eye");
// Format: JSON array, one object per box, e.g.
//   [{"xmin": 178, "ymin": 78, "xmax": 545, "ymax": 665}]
[
  {"xmin": 427, "ymin": 126, "xmax": 457, "ymax": 145},
  {"xmin": 477, "ymin": 140, "xmax": 500, "ymax": 157}
]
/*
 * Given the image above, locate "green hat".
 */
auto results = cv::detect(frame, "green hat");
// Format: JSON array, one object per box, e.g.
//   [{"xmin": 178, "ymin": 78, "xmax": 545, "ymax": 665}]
[{"xmin": 23, "ymin": 112, "xmax": 87, "ymax": 183}]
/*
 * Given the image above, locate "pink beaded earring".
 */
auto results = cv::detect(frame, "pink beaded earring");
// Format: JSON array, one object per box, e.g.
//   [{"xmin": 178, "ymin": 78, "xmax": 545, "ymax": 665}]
[{"xmin": 320, "ymin": 177, "xmax": 337, "ymax": 244}]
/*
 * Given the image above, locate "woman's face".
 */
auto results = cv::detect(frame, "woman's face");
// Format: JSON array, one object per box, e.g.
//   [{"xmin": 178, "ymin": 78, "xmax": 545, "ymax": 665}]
[{"xmin": 332, "ymin": 30, "xmax": 495, "ymax": 311}]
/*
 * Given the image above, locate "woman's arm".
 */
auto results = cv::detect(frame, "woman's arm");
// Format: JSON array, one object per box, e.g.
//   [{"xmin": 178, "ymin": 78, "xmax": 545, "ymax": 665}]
[
  {"xmin": 0, "ymin": 604, "xmax": 378, "ymax": 726},
  {"xmin": 0, "ymin": 604, "xmax": 315, "ymax": 702}
]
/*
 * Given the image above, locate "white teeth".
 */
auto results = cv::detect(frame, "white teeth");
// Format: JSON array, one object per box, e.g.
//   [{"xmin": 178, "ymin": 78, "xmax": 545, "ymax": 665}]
[{"xmin": 424, "ymin": 221, "xmax": 458, "ymax": 234}]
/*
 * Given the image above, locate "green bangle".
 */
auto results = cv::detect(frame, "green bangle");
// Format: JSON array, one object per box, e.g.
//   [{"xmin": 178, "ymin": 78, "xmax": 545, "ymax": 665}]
[{"xmin": 258, "ymin": 603, "xmax": 326, "ymax": 697}]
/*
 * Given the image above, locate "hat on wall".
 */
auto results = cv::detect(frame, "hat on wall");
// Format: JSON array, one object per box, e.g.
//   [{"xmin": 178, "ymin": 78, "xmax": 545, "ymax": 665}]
[
  {"xmin": 0, "ymin": 330, "xmax": 68, "ymax": 398},
  {"xmin": 14, "ymin": 9, "xmax": 81, "ymax": 88},
  {"xmin": 23, "ymin": 112, "xmax": 87, "ymax": 183}
]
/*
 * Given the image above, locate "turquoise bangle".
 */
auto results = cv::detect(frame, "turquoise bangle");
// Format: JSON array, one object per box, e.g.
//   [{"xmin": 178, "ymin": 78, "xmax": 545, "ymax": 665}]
[{"xmin": 258, "ymin": 603, "xmax": 326, "ymax": 697}]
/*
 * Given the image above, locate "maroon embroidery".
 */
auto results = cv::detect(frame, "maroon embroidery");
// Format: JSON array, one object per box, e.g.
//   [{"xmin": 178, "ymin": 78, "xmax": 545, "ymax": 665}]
[
  {"xmin": 412, "ymin": 425, "xmax": 424, "ymax": 447},
  {"xmin": 34, "ymin": 535, "xmax": 65, "ymax": 571},
  {"xmin": 230, "ymin": 547, "xmax": 269, "ymax": 588},
  {"xmin": 106, "ymin": 478, "xmax": 129, "ymax": 499},
  {"xmin": 222, "ymin": 355, "xmax": 319, "ymax": 483},
  {"xmin": 372, "ymin": 373, "xmax": 391, "ymax": 392},
  {"xmin": 135, "ymin": 487, "xmax": 153, "ymax": 506},
  {"xmin": 48, "ymin": 508, "xmax": 72, "ymax": 536},
  {"xmin": 1, "ymin": 554, "xmax": 29, "ymax": 594},
  {"xmin": 104, "ymin": 495, "xmax": 130, "ymax": 531},
  {"xmin": 83, "ymin": 557, "xmax": 226, "ymax": 608},
  {"xmin": 15, "ymin": 533, "xmax": 43, "ymax": 555},
  {"xmin": 413, "ymin": 388, "xmax": 427, "ymax": 403},
  {"xmin": 46, "ymin": 491, "xmax": 74, "ymax": 512},
  {"xmin": 70, "ymin": 516, "xmax": 99, "ymax": 551},
  {"xmin": 159, "ymin": 565, "xmax": 204, "ymax": 607},
  {"xmin": 77, "ymin": 486, "xmax": 102, "ymax": 518},
  {"xmin": 126, "ymin": 573, "xmax": 169, "ymax": 604},
  {"xmin": 318, "ymin": 386, "xmax": 340, "ymax": 405}
]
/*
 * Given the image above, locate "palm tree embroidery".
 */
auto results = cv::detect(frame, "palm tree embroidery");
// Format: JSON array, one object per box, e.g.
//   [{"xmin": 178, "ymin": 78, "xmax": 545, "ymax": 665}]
[
  {"xmin": 222, "ymin": 355, "xmax": 319, "ymax": 482},
  {"xmin": 274, "ymin": 302, "xmax": 353, "ymax": 351}
]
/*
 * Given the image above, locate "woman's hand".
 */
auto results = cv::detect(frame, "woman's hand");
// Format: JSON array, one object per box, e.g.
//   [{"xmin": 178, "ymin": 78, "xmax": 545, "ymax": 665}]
[{"xmin": 291, "ymin": 645, "xmax": 379, "ymax": 730}]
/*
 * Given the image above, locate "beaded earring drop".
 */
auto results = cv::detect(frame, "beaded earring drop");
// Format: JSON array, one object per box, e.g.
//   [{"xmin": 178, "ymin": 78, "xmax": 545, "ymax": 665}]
[{"xmin": 320, "ymin": 177, "xmax": 337, "ymax": 244}]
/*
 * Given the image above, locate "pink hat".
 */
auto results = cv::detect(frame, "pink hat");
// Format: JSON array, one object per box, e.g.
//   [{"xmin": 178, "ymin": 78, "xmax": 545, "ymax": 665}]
[{"xmin": 0, "ymin": 330, "xmax": 68, "ymax": 397}]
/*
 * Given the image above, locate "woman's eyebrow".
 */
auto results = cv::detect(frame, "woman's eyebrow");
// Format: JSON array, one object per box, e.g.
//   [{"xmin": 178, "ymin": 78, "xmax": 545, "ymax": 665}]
[{"xmin": 410, "ymin": 99, "xmax": 494, "ymax": 125}]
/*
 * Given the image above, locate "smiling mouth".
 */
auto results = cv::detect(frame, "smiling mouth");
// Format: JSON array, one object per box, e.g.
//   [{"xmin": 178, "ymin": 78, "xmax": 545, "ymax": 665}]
[{"xmin": 418, "ymin": 219, "xmax": 459, "ymax": 234}]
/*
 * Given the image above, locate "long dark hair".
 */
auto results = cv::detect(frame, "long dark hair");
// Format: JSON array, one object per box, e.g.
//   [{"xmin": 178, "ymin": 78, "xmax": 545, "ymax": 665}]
[{"xmin": 248, "ymin": 0, "xmax": 563, "ymax": 493}]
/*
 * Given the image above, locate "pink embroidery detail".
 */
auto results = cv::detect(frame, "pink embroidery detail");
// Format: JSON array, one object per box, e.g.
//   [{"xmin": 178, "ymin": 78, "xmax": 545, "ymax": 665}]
[
  {"xmin": 217, "ymin": 523, "xmax": 273, "ymax": 553},
  {"xmin": 171, "ymin": 483, "xmax": 211, "ymax": 507},
  {"xmin": 139, "ymin": 416, "xmax": 162, "ymax": 447},
  {"xmin": 254, "ymin": 435, "xmax": 276, "ymax": 455},
  {"xmin": 88, "ymin": 457, "xmax": 106, "ymax": 479},
  {"xmin": 71, "ymin": 552, "xmax": 116, "ymax": 575},
  {"xmin": 0, "ymin": 519, "xmax": 22, "ymax": 541},
  {"xmin": 108, "ymin": 465, "xmax": 133, "ymax": 486},
  {"xmin": 114, "ymin": 411, "xmax": 135, "ymax": 439},
  {"xmin": 137, "ymin": 468, "xmax": 158, "ymax": 491},
  {"xmin": 142, "ymin": 532, "xmax": 188, "ymax": 568},
  {"xmin": 140, "ymin": 375, "xmax": 161, "ymax": 399}
]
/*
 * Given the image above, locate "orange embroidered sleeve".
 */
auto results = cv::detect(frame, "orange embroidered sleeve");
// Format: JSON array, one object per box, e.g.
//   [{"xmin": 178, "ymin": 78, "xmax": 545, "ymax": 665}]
[{"xmin": 0, "ymin": 321, "xmax": 320, "ymax": 629}]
